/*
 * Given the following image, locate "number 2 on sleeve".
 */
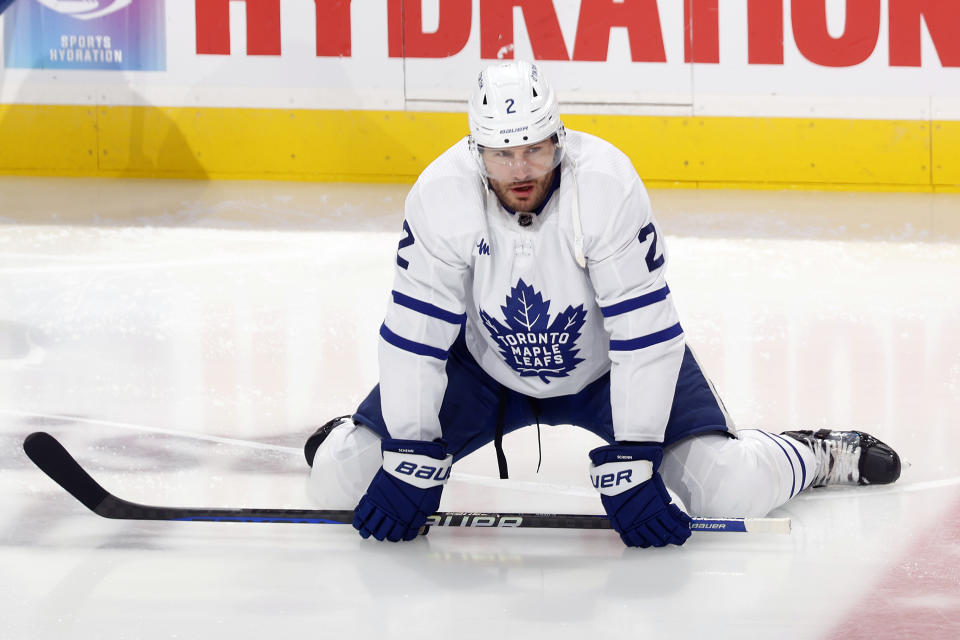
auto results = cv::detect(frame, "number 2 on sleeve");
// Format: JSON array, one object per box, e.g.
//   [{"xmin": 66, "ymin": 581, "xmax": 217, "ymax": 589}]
[
  {"xmin": 637, "ymin": 222, "xmax": 664, "ymax": 272},
  {"xmin": 396, "ymin": 220, "xmax": 415, "ymax": 270}
]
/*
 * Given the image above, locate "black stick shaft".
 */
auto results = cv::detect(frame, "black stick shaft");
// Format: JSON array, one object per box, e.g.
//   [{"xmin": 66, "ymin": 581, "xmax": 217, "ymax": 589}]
[{"xmin": 23, "ymin": 431, "xmax": 782, "ymax": 533}]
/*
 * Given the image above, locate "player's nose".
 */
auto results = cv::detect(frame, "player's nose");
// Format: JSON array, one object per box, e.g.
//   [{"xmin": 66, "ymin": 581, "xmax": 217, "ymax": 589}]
[{"xmin": 510, "ymin": 159, "xmax": 533, "ymax": 181}]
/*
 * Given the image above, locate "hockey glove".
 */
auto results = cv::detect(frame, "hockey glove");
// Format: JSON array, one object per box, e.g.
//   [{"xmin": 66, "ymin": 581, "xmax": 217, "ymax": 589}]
[
  {"xmin": 353, "ymin": 438, "xmax": 452, "ymax": 542},
  {"xmin": 589, "ymin": 443, "xmax": 692, "ymax": 548}
]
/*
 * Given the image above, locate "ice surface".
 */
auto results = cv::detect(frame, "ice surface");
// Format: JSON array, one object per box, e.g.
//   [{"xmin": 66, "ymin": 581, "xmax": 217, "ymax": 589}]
[{"xmin": 2, "ymin": 178, "xmax": 959, "ymax": 639}]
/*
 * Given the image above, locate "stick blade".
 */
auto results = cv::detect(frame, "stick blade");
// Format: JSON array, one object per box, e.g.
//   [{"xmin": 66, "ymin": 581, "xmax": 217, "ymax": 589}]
[{"xmin": 23, "ymin": 431, "xmax": 109, "ymax": 513}]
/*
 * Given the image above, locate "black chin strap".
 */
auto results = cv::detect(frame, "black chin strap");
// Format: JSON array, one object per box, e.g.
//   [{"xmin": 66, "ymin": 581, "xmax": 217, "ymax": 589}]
[
  {"xmin": 531, "ymin": 398, "xmax": 542, "ymax": 473},
  {"xmin": 495, "ymin": 386, "xmax": 509, "ymax": 479},
  {"xmin": 494, "ymin": 391, "xmax": 543, "ymax": 480}
]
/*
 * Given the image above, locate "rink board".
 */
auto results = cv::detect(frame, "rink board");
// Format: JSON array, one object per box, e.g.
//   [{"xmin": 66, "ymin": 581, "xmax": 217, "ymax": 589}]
[
  {"xmin": 1, "ymin": 1, "xmax": 958, "ymax": 190},
  {"xmin": 0, "ymin": 103, "xmax": 955, "ymax": 191}
]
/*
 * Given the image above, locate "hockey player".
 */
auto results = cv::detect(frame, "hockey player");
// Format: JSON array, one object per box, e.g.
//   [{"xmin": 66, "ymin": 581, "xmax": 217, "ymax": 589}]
[{"xmin": 304, "ymin": 61, "xmax": 901, "ymax": 547}]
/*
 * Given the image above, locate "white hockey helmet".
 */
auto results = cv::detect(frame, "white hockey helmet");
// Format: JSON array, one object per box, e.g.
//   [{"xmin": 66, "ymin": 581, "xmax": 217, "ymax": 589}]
[{"xmin": 468, "ymin": 60, "xmax": 565, "ymax": 180}]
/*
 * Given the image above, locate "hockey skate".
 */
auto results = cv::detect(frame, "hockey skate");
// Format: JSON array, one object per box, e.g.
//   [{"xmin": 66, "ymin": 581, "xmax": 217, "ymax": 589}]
[
  {"xmin": 782, "ymin": 429, "xmax": 901, "ymax": 488},
  {"xmin": 304, "ymin": 415, "xmax": 352, "ymax": 467}
]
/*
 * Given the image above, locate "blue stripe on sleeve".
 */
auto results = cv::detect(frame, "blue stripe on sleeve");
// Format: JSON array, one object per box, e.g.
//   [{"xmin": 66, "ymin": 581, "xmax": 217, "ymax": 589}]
[
  {"xmin": 379, "ymin": 323, "xmax": 449, "ymax": 361},
  {"xmin": 601, "ymin": 285, "xmax": 671, "ymax": 318},
  {"xmin": 392, "ymin": 291, "xmax": 467, "ymax": 325},
  {"xmin": 609, "ymin": 322, "xmax": 683, "ymax": 351}
]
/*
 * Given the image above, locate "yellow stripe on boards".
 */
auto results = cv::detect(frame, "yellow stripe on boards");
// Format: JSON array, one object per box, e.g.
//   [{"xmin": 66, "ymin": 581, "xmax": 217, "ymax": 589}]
[
  {"xmin": 94, "ymin": 106, "xmax": 468, "ymax": 182},
  {"xmin": 0, "ymin": 104, "xmax": 98, "ymax": 174},
  {"xmin": 0, "ymin": 103, "xmax": 956, "ymax": 191},
  {"xmin": 933, "ymin": 121, "xmax": 960, "ymax": 192},
  {"xmin": 563, "ymin": 115, "xmax": 932, "ymax": 188}
]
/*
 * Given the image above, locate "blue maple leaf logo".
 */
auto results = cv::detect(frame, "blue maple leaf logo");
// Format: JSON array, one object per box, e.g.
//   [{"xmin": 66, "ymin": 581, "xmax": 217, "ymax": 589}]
[{"xmin": 479, "ymin": 279, "xmax": 586, "ymax": 383}]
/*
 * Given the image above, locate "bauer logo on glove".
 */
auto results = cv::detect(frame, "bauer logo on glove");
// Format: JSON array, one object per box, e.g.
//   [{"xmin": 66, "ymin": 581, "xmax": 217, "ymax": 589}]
[
  {"xmin": 383, "ymin": 448, "xmax": 453, "ymax": 490},
  {"xmin": 590, "ymin": 459, "xmax": 654, "ymax": 495},
  {"xmin": 392, "ymin": 461, "xmax": 450, "ymax": 479}
]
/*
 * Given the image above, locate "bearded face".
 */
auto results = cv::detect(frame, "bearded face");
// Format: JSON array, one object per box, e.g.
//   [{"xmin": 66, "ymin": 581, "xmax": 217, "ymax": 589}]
[{"xmin": 480, "ymin": 141, "xmax": 558, "ymax": 212}]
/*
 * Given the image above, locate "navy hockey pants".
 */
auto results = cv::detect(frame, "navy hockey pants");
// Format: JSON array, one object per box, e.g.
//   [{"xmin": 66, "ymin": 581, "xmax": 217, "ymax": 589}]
[{"xmin": 353, "ymin": 333, "xmax": 733, "ymax": 465}]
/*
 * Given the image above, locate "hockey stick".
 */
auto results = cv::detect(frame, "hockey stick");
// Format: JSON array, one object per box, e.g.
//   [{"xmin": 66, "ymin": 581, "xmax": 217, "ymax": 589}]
[{"xmin": 23, "ymin": 432, "xmax": 790, "ymax": 533}]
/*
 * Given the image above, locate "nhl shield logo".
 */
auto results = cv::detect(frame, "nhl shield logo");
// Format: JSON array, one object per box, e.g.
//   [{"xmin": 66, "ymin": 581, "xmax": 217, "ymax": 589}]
[{"xmin": 479, "ymin": 279, "xmax": 586, "ymax": 383}]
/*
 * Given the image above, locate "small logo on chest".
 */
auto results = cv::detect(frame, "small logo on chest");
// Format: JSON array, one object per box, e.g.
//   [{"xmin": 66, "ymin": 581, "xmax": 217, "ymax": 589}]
[{"xmin": 476, "ymin": 238, "xmax": 491, "ymax": 256}]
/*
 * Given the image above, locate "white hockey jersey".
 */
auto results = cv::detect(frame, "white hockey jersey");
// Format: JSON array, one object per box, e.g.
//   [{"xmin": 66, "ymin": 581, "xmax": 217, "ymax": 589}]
[{"xmin": 379, "ymin": 130, "xmax": 685, "ymax": 444}]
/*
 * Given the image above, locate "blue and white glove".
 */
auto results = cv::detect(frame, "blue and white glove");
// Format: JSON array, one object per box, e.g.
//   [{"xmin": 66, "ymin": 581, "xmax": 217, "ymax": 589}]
[
  {"xmin": 589, "ymin": 443, "xmax": 692, "ymax": 548},
  {"xmin": 353, "ymin": 438, "xmax": 452, "ymax": 542}
]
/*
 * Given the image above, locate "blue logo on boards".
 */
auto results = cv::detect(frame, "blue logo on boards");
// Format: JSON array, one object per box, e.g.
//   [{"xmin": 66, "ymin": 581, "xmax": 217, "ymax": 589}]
[
  {"xmin": 479, "ymin": 279, "xmax": 586, "ymax": 383},
  {"xmin": 3, "ymin": 0, "xmax": 167, "ymax": 70}
]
